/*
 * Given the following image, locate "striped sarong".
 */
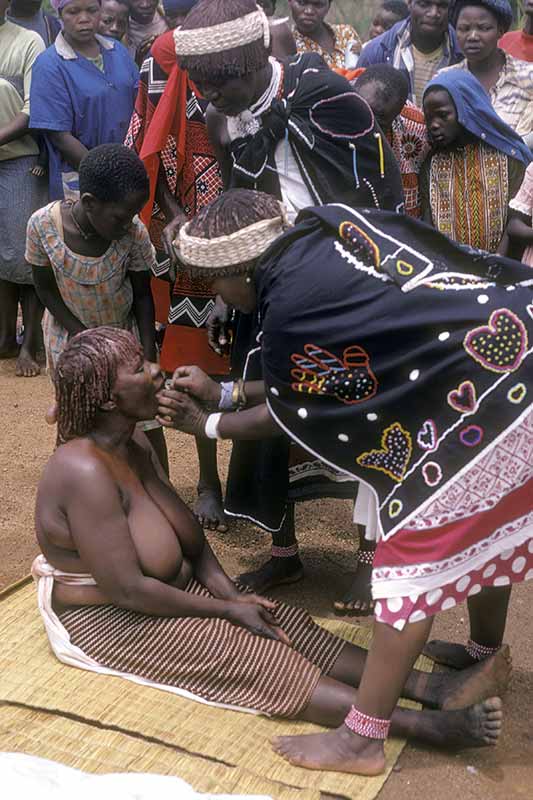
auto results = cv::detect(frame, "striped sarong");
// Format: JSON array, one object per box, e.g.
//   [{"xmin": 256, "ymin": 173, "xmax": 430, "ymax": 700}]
[{"xmin": 32, "ymin": 555, "xmax": 345, "ymax": 718}]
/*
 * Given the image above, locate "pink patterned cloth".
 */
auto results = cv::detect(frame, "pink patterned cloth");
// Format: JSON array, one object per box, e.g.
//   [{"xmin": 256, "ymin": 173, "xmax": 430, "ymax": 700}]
[{"xmin": 373, "ymin": 411, "xmax": 533, "ymax": 630}]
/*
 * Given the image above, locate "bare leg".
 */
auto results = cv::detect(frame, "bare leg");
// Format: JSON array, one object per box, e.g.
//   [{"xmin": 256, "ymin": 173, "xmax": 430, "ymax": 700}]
[
  {"xmin": 145, "ymin": 426, "xmax": 169, "ymax": 476},
  {"xmin": 424, "ymin": 586, "xmax": 512, "ymax": 669},
  {"xmin": 237, "ymin": 502, "xmax": 304, "ymax": 592},
  {"xmin": 16, "ymin": 284, "xmax": 43, "ymax": 377},
  {"xmin": 0, "ymin": 278, "xmax": 20, "ymax": 359},
  {"xmin": 329, "ymin": 638, "xmax": 512, "ymax": 710},
  {"xmin": 273, "ymin": 619, "xmax": 503, "ymax": 774},
  {"xmin": 334, "ymin": 531, "xmax": 375, "ymax": 616},
  {"xmin": 194, "ymin": 436, "xmax": 227, "ymax": 531}
]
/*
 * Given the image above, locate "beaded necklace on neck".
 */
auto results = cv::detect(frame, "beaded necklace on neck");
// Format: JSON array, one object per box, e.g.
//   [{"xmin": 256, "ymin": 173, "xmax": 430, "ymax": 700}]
[{"xmin": 68, "ymin": 200, "xmax": 96, "ymax": 240}]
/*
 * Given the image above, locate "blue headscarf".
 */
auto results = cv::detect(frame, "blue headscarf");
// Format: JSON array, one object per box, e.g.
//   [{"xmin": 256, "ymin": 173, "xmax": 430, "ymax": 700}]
[{"xmin": 424, "ymin": 69, "xmax": 532, "ymax": 166}]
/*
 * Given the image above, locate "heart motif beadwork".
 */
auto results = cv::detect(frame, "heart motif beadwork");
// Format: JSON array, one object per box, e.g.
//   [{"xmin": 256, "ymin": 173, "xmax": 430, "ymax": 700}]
[
  {"xmin": 417, "ymin": 419, "xmax": 438, "ymax": 451},
  {"xmin": 464, "ymin": 309, "xmax": 527, "ymax": 373},
  {"xmin": 527, "ymin": 304, "xmax": 533, "ymax": 320},
  {"xmin": 388, "ymin": 499, "xmax": 403, "ymax": 518},
  {"xmin": 447, "ymin": 380, "xmax": 477, "ymax": 414},
  {"xmin": 459, "ymin": 425, "xmax": 484, "ymax": 447},
  {"xmin": 507, "ymin": 382, "xmax": 527, "ymax": 404},
  {"xmin": 422, "ymin": 461, "xmax": 443, "ymax": 487},
  {"xmin": 396, "ymin": 260, "xmax": 414, "ymax": 276},
  {"xmin": 357, "ymin": 422, "xmax": 412, "ymax": 482}
]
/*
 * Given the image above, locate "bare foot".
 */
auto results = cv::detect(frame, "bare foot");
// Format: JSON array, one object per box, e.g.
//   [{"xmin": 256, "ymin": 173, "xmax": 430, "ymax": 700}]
[
  {"xmin": 424, "ymin": 639, "xmax": 479, "ymax": 669},
  {"xmin": 15, "ymin": 348, "xmax": 41, "ymax": 377},
  {"xmin": 272, "ymin": 725, "xmax": 385, "ymax": 775},
  {"xmin": 412, "ymin": 697, "xmax": 503, "ymax": 749},
  {"xmin": 194, "ymin": 485, "xmax": 228, "ymax": 532},
  {"xmin": 333, "ymin": 564, "xmax": 374, "ymax": 617},
  {"xmin": 438, "ymin": 646, "xmax": 511, "ymax": 710},
  {"xmin": 237, "ymin": 556, "xmax": 304, "ymax": 593}
]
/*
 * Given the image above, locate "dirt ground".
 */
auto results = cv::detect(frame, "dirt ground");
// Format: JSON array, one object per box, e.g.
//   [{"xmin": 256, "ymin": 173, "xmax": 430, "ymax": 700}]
[{"xmin": 1, "ymin": 357, "xmax": 532, "ymax": 799}]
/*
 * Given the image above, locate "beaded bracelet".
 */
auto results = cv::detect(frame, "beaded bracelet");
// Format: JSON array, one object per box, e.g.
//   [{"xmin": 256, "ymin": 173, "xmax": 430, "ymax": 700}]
[
  {"xmin": 465, "ymin": 639, "xmax": 500, "ymax": 661},
  {"xmin": 271, "ymin": 543, "xmax": 299, "ymax": 558},
  {"xmin": 344, "ymin": 706, "xmax": 390, "ymax": 740}
]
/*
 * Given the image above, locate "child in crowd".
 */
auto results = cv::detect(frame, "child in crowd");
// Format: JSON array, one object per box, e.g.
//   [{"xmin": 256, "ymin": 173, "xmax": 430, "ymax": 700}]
[
  {"xmin": 421, "ymin": 70, "xmax": 530, "ymax": 252},
  {"xmin": 98, "ymin": 0, "xmax": 129, "ymax": 40},
  {"xmin": 26, "ymin": 144, "xmax": 168, "ymax": 470},
  {"xmin": 124, "ymin": 0, "xmax": 168, "ymax": 65},
  {"xmin": 367, "ymin": 0, "xmax": 409, "ymax": 41}
]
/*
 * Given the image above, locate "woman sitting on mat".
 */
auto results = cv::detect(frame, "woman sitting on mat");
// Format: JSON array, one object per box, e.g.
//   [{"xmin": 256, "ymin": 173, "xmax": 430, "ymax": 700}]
[{"xmin": 33, "ymin": 326, "xmax": 508, "ymax": 766}]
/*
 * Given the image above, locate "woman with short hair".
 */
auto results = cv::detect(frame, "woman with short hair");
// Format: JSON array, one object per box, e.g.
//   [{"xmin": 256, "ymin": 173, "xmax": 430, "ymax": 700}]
[{"xmin": 29, "ymin": 0, "xmax": 139, "ymax": 200}]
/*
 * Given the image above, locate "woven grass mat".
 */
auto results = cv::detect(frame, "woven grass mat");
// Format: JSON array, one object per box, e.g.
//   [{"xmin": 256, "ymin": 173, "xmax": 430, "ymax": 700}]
[{"xmin": 0, "ymin": 579, "xmax": 432, "ymax": 799}]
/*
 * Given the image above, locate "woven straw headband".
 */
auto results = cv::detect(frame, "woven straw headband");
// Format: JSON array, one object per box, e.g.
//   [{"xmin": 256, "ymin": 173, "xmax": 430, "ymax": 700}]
[
  {"xmin": 173, "ymin": 8, "xmax": 271, "ymax": 56},
  {"xmin": 177, "ymin": 215, "xmax": 286, "ymax": 271}
]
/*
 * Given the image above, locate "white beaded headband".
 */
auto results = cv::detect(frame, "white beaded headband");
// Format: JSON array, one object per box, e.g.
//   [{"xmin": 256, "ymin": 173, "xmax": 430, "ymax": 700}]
[
  {"xmin": 173, "ymin": 8, "xmax": 270, "ymax": 56},
  {"xmin": 177, "ymin": 214, "xmax": 286, "ymax": 270}
]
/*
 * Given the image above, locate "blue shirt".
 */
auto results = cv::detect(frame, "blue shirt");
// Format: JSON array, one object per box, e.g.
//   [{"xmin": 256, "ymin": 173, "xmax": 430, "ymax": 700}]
[{"xmin": 29, "ymin": 32, "xmax": 139, "ymax": 199}]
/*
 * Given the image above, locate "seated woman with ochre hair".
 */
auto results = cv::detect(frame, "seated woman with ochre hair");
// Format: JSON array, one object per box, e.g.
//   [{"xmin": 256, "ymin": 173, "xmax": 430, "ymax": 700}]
[{"xmin": 33, "ymin": 326, "xmax": 508, "ymax": 764}]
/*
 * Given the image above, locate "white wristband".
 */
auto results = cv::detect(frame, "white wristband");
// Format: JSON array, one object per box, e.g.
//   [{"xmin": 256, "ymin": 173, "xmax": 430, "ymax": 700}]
[{"xmin": 205, "ymin": 412, "xmax": 223, "ymax": 439}]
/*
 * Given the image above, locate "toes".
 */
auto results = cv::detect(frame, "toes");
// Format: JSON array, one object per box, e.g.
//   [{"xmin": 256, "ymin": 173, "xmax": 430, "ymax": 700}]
[
  {"xmin": 483, "ymin": 696, "xmax": 503, "ymax": 713},
  {"xmin": 271, "ymin": 737, "xmax": 292, "ymax": 756}
]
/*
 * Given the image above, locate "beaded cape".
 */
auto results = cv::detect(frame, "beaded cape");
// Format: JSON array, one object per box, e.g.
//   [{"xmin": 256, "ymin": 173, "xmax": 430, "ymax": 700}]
[
  {"xmin": 257, "ymin": 204, "xmax": 533, "ymax": 539},
  {"xmin": 229, "ymin": 52, "xmax": 404, "ymax": 212}
]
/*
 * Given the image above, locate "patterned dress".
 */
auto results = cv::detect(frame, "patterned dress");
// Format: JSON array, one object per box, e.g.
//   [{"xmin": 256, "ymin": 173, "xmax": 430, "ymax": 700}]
[
  {"xmin": 25, "ymin": 202, "xmax": 155, "ymax": 371},
  {"xmin": 293, "ymin": 23, "xmax": 361, "ymax": 69},
  {"xmin": 125, "ymin": 30, "xmax": 226, "ymax": 376},
  {"xmin": 387, "ymin": 102, "xmax": 430, "ymax": 219},
  {"xmin": 422, "ymin": 142, "xmax": 524, "ymax": 253}
]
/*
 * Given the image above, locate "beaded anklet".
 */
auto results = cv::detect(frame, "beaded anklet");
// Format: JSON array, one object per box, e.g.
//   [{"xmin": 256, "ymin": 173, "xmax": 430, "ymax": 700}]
[
  {"xmin": 356, "ymin": 550, "xmax": 374, "ymax": 566},
  {"xmin": 465, "ymin": 639, "xmax": 500, "ymax": 661},
  {"xmin": 271, "ymin": 543, "xmax": 299, "ymax": 558},
  {"xmin": 344, "ymin": 706, "xmax": 390, "ymax": 739}
]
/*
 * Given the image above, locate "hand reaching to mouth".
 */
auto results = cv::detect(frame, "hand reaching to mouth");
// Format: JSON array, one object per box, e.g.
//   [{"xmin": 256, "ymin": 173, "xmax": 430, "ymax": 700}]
[{"xmin": 156, "ymin": 387, "xmax": 209, "ymax": 435}]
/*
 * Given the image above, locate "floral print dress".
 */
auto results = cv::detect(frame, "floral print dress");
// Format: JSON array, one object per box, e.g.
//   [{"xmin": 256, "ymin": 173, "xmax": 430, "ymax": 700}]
[{"xmin": 25, "ymin": 201, "xmax": 156, "ymax": 371}]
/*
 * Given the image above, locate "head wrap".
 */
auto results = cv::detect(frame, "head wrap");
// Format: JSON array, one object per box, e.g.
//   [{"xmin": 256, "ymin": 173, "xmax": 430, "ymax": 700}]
[
  {"xmin": 176, "ymin": 213, "xmax": 288, "ymax": 275},
  {"xmin": 173, "ymin": 0, "xmax": 270, "ymax": 77},
  {"xmin": 173, "ymin": 7, "xmax": 270, "ymax": 56},
  {"xmin": 452, "ymin": 0, "xmax": 513, "ymax": 32},
  {"xmin": 50, "ymin": 0, "xmax": 95, "ymax": 10},
  {"xmin": 424, "ymin": 69, "xmax": 531, "ymax": 166}
]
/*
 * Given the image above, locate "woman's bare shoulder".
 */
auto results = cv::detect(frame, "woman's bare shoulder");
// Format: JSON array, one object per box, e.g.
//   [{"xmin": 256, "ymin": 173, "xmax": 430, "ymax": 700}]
[{"xmin": 39, "ymin": 439, "xmax": 112, "ymax": 493}]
